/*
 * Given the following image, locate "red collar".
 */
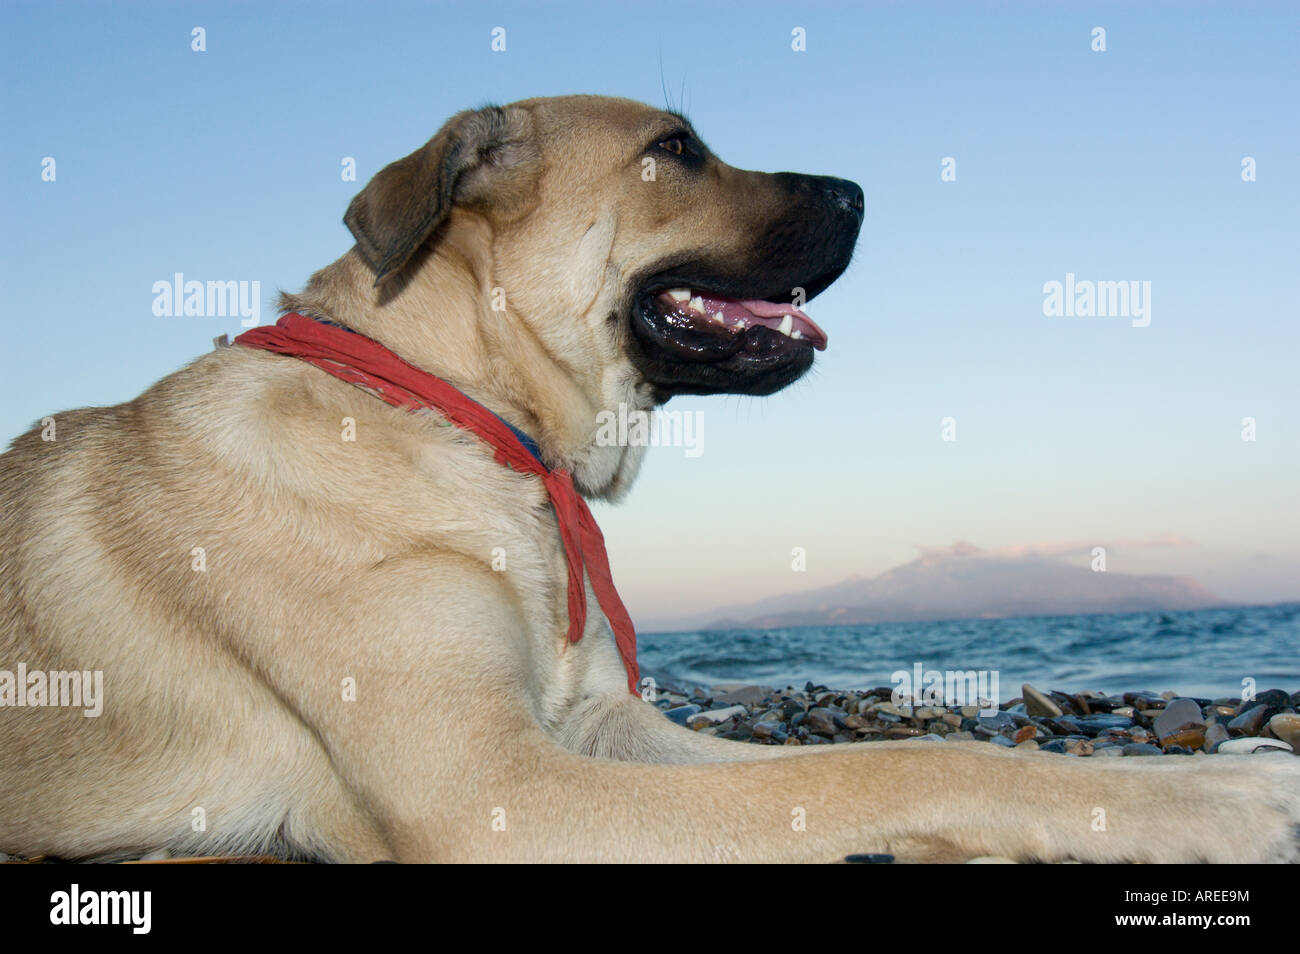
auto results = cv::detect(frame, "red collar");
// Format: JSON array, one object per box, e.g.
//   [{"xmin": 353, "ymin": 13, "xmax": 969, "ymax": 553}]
[{"xmin": 234, "ymin": 312, "xmax": 640, "ymax": 695}]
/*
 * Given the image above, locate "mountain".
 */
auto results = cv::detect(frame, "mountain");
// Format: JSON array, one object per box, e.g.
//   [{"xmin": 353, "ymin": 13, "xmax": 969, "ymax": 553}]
[{"xmin": 651, "ymin": 542, "xmax": 1225, "ymax": 632}]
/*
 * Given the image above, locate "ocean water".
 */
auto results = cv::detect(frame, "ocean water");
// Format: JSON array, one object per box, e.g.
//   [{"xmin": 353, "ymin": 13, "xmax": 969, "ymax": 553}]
[{"xmin": 637, "ymin": 603, "xmax": 1300, "ymax": 700}]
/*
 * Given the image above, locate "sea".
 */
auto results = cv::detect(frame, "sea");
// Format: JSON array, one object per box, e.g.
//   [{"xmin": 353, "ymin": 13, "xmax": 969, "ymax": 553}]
[{"xmin": 636, "ymin": 603, "xmax": 1300, "ymax": 700}]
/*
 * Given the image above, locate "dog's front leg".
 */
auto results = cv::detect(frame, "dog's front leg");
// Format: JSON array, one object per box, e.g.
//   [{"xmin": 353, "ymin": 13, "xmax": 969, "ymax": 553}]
[
  {"xmin": 260, "ymin": 562, "xmax": 1300, "ymax": 863},
  {"xmin": 357, "ymin": 719, "xmax": 1300, "ymax": 863}
]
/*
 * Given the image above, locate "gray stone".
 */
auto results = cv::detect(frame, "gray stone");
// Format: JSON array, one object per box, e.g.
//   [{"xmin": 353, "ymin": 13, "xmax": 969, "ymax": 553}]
[
  {"xmin": 1079, "ymin": 713, "xmax": 1135, "ymax": 733},
  {"xmin": 804, "ymin": 707, "xmax": 839, "ymax": 736},
  {"xmin": 976, "ymin": 710, "xmax": 1016, "ymax": 729},
  {"xmin": 1153, "ymin": 697, "xmax": 1205, "ymax": 740},
  {"xmin": 1022, "ymin": 683, "xmax": 1062, "ymax": 717},
  {"xmin": 1216, "ymin": 736, "xmax": 1293, "ymax": 755},
  {"xmin": 664, "ymin": 704, "xmax": 701, "ymax": 725},
  {"xmin": 1247, "ymin": 689, "xmax": 1291, "ymax": 709},
  {"xmin": 1228, "ymin": 704, "xmax": 1268, "ymax": 736},
  {"xmin": 1203, "ymin": 723, "xmax": 1229, "ymax": 752},
  {"xmin": 1122, "ymin": 742, "xmax": 1164, "ymax": 756}
]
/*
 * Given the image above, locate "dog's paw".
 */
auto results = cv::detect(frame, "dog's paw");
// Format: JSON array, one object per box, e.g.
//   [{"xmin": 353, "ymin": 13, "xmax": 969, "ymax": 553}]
[{"xmin": 1049, "ymin": 752, "xmax": 1300, "ymax": 864}]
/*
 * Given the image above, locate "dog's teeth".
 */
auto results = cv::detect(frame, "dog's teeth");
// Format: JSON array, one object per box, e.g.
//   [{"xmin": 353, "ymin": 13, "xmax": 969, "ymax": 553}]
[
  {"xmin": 688, "ymin": 297, "xmax": 706, "ymax": 314},
  {"xmin": 713, "ymin": 312, "xmax": 726, "ymax": 324},
  {"xmin": 736, "ymin": 319, "xmax": 747, "ymax": 330},
  {"xmin": 791, "ymin": 330, "xmax": 803, "ymax": 340},
  {"xmin": 668, "ymin": 288, "xmax": 691, "ymax": 302},
  {"xmin": 777, "ymin": 314, "xmax": 794, "ymax": 337}
]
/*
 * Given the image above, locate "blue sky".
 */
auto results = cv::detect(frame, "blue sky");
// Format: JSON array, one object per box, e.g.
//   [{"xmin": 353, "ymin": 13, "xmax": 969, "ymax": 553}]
[{"xmin": 3, "ymin": 0, "xmax": 1297, "ymax": 619}]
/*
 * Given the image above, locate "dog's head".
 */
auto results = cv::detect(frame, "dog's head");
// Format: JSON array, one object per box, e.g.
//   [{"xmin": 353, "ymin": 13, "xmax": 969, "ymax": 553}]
[
  {"xmin": 322, "ymin": 95, "xmax": 861, "ymax": 496},
  {"xmin": 342, "ymin": 95, "xmax": 862, "ymax": 403}
]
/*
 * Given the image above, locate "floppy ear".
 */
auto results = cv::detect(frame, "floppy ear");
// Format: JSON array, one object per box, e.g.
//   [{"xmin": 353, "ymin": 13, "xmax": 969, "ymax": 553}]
[{"xmin": 344, "ymin": 105, "xmax": 537, "ymax": 286}]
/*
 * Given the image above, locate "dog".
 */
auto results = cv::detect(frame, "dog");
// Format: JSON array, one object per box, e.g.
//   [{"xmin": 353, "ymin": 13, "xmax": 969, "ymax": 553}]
[{"xmin": 1, "ymin": 95, "xmax": 1297, "ymax": 863}]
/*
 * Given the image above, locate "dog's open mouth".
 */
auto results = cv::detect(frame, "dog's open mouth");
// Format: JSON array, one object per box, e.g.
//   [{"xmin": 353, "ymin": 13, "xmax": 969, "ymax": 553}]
[
  {"xmin": 628, "ymin": 272, "xmax": 843, "ymax": 398},
  {"xmin": 643, "ymin": 288, "xmax": 828, "ymax": 359}
]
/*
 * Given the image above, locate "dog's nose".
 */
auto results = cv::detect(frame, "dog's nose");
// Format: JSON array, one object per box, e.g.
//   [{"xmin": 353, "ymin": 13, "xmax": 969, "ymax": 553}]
[{"xmin": 819, "ymin": 177, "xmax": 865, "ymax": 219}]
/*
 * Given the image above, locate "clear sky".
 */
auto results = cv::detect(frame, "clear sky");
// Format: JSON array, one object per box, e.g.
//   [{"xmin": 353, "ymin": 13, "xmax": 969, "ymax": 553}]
[{"xmin": 3, "ymin": 1, "xmax": 1297, "ymax": 621}]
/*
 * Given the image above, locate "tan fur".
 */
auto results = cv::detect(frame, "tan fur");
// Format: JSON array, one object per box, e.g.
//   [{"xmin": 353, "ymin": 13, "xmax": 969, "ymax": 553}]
[{"xmin": 2, "ymin": 95, "xmax": 1297, "ymax": 863}]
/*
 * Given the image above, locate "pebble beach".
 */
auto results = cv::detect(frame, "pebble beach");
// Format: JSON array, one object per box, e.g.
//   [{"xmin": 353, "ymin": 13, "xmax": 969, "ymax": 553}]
[{"xmin": 655, "ymin": 681, "xmax": 1300, "ymax": 757}]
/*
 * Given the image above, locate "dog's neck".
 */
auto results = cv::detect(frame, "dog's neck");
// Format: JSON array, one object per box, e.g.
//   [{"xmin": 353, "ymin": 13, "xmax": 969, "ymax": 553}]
[{"xmin": 278, "ymin": 231, "xmax": 653, "ymax": 501}]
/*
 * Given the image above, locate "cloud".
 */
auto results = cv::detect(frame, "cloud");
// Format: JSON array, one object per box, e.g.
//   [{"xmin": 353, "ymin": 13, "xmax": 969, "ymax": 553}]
[{"xmin": 915, "ymin": 535, "xmax": 1197, "ymax": 562}]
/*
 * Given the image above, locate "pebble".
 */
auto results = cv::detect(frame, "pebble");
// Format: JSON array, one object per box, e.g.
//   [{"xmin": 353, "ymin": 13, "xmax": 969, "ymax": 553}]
[
  {"xmin": 1077, "ymin": 714, "xmax": 1134, "ymax": 733},
  {"xmin": 664, "ymin": 704, "xmax": 701, "ymax": 725},
  {"xmin": 1122, "ymin": 743, "xmax": 1164, "ymax": 756},
  {"xmin": 1123, "ymin": 691, "xmax": 1166, "ymax": 709},
  {"xmin": 1228, "ymin": 705, "xmax": 1268, "ymax": 736},
  {"xmin": 886, "ymin": 726, "xmax": 924, "ymax": 739},
  {"xmin": 1267, "ymin": 713, "xmax": 1300, "ymax": 748},
  {"xmin": 1153, "ymin": 697, "xmax": 1205, "ymax": 740},
  {"xmin": 1160, "ymin": 728, "xmax": 1205, "ymax": 750},
  {"xmin": 686, "ymin": 705, "xmax": 747, "ymax": 727},
  {"xmin": 711, "ymin": 684, "xmax": 772, "ymax": 708},
  {"xmin": 1248, "ymin": 688, "xmax": 1292, "ymax": 709},
  {"xmin": 976, "ymin": 711, "xmax": 1017, "ymax": 729},
  {"xmin": 1022, "ymin": 683, "xmax": 1063, "ymax": 718},
  {"xmin": 804, "ymin": 707, "xmax": 839, "ymax": 736},
  {"xmin": 1203, "ymin": 723, "xmax": 1229, "ymax": 752},
  {"xmin": 1217, "ymin": 737, "xmax": 1293, "ymax": 755}
]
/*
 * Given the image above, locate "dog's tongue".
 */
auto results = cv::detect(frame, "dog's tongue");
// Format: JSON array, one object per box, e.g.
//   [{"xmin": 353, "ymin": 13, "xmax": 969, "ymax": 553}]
[{"xmin": 736, "ymin": 298, "xmax": 811, "ymax": 320}]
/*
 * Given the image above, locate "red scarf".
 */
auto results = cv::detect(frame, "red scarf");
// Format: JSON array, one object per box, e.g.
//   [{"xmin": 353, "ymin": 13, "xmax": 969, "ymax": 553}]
[{"xmin": 234, "ymin": 312, "xmax": 640, "ymax": 695}]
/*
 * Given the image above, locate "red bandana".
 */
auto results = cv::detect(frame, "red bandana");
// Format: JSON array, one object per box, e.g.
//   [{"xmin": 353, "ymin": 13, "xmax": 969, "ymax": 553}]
[{"xmin": 234, "ymin": 312, "xmax": 640, "ymax": 695}]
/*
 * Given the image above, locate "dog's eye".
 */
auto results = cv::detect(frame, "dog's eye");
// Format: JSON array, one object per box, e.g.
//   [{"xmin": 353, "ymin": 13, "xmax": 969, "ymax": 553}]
[{"xmin": 657, "ymin": 137, "xmax": 686, "ymax": 156}]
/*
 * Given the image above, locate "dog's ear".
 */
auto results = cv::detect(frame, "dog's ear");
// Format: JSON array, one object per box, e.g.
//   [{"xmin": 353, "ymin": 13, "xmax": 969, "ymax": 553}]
[{"xmin": 344, "ymin": 105, "xmax": 537, "ymax": 286}]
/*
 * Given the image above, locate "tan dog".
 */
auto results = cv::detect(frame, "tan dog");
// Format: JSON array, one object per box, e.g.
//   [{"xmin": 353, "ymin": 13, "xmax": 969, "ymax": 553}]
[{"xmin": 1, "ymin": 95, "xmax": 1297, "ymax": 863}]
